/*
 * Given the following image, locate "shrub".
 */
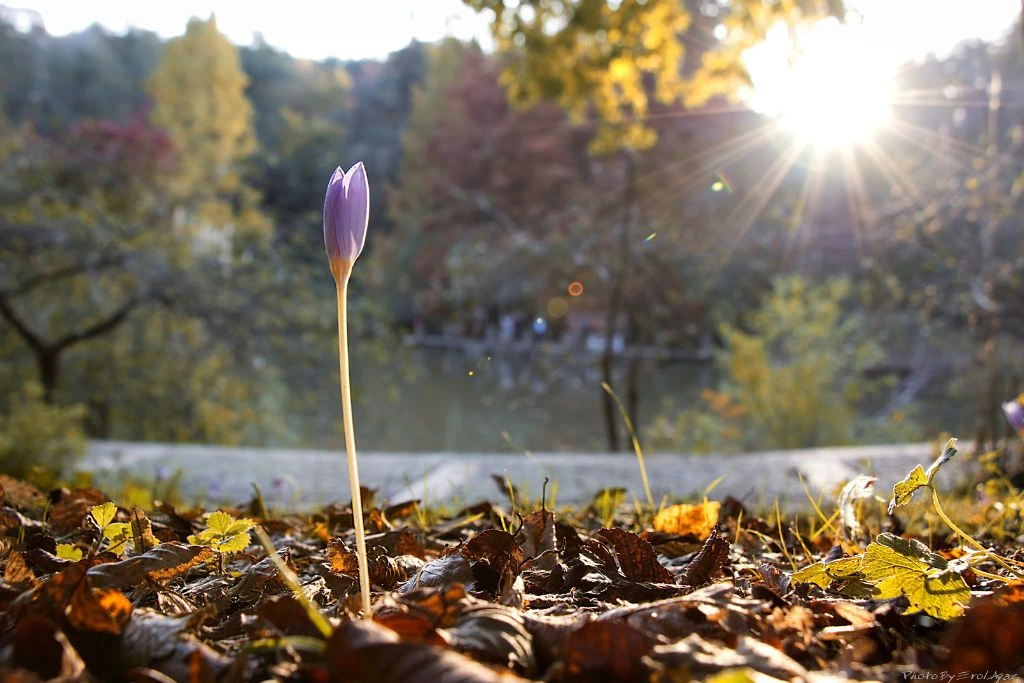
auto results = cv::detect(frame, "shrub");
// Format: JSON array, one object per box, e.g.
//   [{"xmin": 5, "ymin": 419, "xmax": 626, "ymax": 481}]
[
  {"xmin": 649, "ymin": 275, "xmax": 919, "ymax": 451},
  {"xmin": 0, "ymin": 382, "xmax": 87, "ymax": 483}
]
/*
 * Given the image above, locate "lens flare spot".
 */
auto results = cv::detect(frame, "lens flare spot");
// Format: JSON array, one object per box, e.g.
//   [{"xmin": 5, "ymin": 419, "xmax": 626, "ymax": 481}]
[
  {"xmin": 547, "ymin": 297, "xmax": 569, "ymax": 319},
  {"xmin": 568, "ymin": 281, "xmax": 584, "ymax": 297}
]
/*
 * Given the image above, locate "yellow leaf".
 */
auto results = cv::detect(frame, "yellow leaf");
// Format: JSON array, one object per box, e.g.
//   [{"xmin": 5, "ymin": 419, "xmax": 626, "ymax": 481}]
[
  {"xmin": 104, "ymin": 523, "xmax": 132, "ymax": 556},
  {"xmin": 887, "ymin": 465, "xmax": 928, "ymax": 514},
  {"xmin": 213, "ymin": 531, "xmax": 251, "ymax": 554},
  {"xmin": 56, "ymin": 543, "xmax": 83, "ymax": 561},
  {"xmin": 706, "ymin": 670, "xmax": 757, "ymax": 683},
  {"xmin": 790, "ymin": 556, "xmax": 862, "ymax": 589},
  {"xmin": 861, "ymin": 540, "xmax": 969, "ymax": 620},
  {"xmin": 90, "ymin": 502, "xmax": 118, "ymax": 529},
  {"xmin": 653, "ymin": 501, "xmax": 720, "ymax": 539},
  {"xmin": 205, "ymin": 511, "xmax": 235, "ymax": 534}
]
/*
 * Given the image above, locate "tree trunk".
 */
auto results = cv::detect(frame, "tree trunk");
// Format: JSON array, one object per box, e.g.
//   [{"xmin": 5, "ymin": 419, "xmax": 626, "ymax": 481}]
[
  {"xmin": 37, "ymin": 349, "xmax": 61, "ymax": 403},
  {"xmin": 600, "ymin": 151, "xmax": 637, "ymax": 453}
]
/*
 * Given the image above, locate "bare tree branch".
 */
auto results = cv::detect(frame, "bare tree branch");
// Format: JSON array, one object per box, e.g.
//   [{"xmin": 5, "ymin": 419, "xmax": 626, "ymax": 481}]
[
  {"xmin": 0, "ymin": 254, "xmax": 127, "ymax": 298},
  {"xmin": 52, "ymin": 298, "xmax": 140, "ymax": 352},
  {"xmin": 0, "ymin": 296, "xmax": 45, "ymax": 352}
]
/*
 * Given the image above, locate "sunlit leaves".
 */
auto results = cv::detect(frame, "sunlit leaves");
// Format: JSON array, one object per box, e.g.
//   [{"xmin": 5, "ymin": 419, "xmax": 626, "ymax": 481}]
[
  {"xmin": 887, "ymin": 438, "xmax": 958, "ymax": 514},
  {"xmin": 56, "ymin": 544, "xmax": 84, "ymax": 561},
  {"xmin": 791, "ymin": 532, "xmax": 970, "ymax": 621},
  {"xmin": 89, "ymin": 502, "xmax": 131, "ymax": 556},
  {"xmin": 790, "ymin": 557, "xmax": 862, "ymax": 590},
  {"xmin": 103, "ymin": 523, "xmax": 133, "ymax": 557},
  {"xmin": 888, "ymin": 466, "xmax": 928, "ymax": 514},
  {"xmin": 653, "ymin": 501, "xmax": 720, "ymax": 539},
  {"xmin": 188, "ymin": 510, "xmax": 254, "ymax": 554},
  {"xmin": 861, "ymin": 537, "xmax": 969, "ymax": 620},
  {"xmin": 465, "ymin": 0, "xmax": 839, "ymax": 153},
  {"xmin": 90, "ymin": 502, "xmax": 117, "ymax": 530}
]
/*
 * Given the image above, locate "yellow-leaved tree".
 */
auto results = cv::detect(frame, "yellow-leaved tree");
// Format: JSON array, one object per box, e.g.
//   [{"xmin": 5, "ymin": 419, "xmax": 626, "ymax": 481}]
[{"xmin": 147, "ymin": 15, "xmax": 268, "ymax": 247}]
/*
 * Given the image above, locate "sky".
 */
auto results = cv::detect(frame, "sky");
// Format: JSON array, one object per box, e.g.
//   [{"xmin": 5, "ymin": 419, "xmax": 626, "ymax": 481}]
[
  {"xmin": 9, "ymin": 0, "xmax": 1021, "ymax": 62},
  {"xmin": 11, "ymin": 0, "xmax": 495, "ymax": 60}
]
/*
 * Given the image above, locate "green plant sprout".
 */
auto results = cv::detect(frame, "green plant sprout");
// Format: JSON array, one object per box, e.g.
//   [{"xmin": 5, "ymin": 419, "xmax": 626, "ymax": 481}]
[
  {"xmin": 187, "ymin": 510, "xmax": 255, "ymax": 573},
  {"xmin": 323, "ymin": 162, "xmax": 371, "ymax": 618},
  {"xmin": 886, "ymin": 437, "xmax": 1024, "ymax": 579},
  {"xmin": 791, "ymin": 437, "xmax": 1024, "ymax": 620},
  {"xmin": 89, "ymin": 502, "xmax": 131, "ymax": 556}
]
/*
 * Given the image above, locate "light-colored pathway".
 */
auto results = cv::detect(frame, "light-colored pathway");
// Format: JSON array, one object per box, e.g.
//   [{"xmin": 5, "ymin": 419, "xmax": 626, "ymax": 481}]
[{"xmin": 82, "ymin": 441, "xmax": 972, "ymax": 510}]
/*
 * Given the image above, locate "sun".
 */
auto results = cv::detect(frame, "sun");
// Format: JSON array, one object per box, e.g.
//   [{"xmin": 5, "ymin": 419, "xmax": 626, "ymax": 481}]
[{"xmin": 743, "ymin": 18, "xmax": 896, "ymax": 148}]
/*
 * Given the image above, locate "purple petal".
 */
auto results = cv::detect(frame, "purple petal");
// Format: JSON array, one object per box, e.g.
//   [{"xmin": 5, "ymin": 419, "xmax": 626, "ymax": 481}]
[
  {"xmin": 323, "ymin": 167, "xmax": 347, "ymax": 268},
  {"xmin": 1004, "ymin": 400, "xmax": 1024, "ymax": 433},
  {"xmin": 322, "ymin": 162, "xmax": 370, "ymax": 280}
]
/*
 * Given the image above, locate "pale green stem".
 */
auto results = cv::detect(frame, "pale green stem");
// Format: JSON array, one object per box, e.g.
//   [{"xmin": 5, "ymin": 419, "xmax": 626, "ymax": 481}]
[
  {"xmin": 929, "ymin": 485, "xmax": 1024, "ymax": 578},
  {"xmin": 255, "ymin": 526, "xmax": 334, "ymax": 638},
  {"xmin": 337, "ymin": 277, "xmax": 372, "ymax": 618},
  {"xmin": 601, "ymin": 382, "xmax": 654, "ymax": 510}
]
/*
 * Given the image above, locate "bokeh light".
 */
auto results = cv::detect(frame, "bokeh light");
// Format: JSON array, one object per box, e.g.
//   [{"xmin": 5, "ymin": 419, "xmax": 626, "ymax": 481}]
[{"xmin": 547, "ymin": 297, "xmax": 569, "ymax": 319}]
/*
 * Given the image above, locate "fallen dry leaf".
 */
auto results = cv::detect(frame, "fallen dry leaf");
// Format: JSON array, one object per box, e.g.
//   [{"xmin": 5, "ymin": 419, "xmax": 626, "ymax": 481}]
[{"xmin": 653, "ymin": 501, "xmax": 721, "ymax": 539}]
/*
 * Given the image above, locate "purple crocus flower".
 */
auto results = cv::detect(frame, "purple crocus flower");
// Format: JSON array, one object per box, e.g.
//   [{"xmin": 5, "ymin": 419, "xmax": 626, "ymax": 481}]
[
  {"xmin": 323, "ymin": 162, "xmax": 369, "ymax": 282},
  {"xmin": 1004, "ymin": 398, "xmax": 1024, "ymax": 435}
]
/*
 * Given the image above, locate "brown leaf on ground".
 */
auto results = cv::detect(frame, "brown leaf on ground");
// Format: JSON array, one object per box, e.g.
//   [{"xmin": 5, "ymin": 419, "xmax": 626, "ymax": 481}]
[
  {"xmin": 461, "ymin": 529, "xmax": 525, "ymax": 599},
  {"xmin": 3, "ymin": 550, "xmax": 37, "ymax": 589},
  {"xmin": 129, "ymin": 507, "xmax": 160, "ymax": 553},
  {"xmin": 596, "ymin": 527, "xmax": 675, "ymax": 583},
  {"xmin": 87, "ymin": 543, "xmax": 213, "ymax": 589},
  {"xmin": 9, "ymin": 615, "xmax": 86, "ymax": 680},
  {"xmin": 645, "ymin": 633, "xmax": 809, "ymax": 680},
  {"xmin": 4, "ymin": 561, "xmax": 130, "ymax": 636},
  {"xmin": 942, "ymin": 581, "xmax": 1024, "ymax": 674},
  {"xmin": 757, "ymin": 561, "xmax": 792, "ymax": 596},
  {"xmin": 679, "ymin": 525, "xmax": 730, "ymax": 586},
  {"xmin": 463, "ymin": 529, "xmax": 525, "ymax": 569},
  {"xmin": 398, "ymin": 584, "xmax": 469, "ymax": 627},
  {"xmin": 327, "ymin": 541, "xmax": 406, "ymax": 588},
  {"xmin": 564, "ymin": 620, "xmax": 656, "ymax": 683},
  {"xmin": 444, "ymin": 601, "xmax": 535, "ymax": 676},
  {"xmin": 327, "ymin": 619, "xmax": 526, "ymax": 682},
  {"xmin": 0, "ymin": 475, "xmax": 47, "ymax": 512},
  {"xmin": 399, "ymin": 553, "xmax": 476, "ymax": 594},
  {"xmin": 375, "ymin": 607, "xmax": 450, "ymax": 646},
  {"xmin": 229, "ymin": 550, "xmax": 293, "ymax": 604},
  {"xmin": 384, "ymin": 500, "xmax": 421, "ymax": 521},
  {"xmin": 257, "ymin": 594, "xmax": 325, "ymax": 638},
  {"xmin": 66, "ymin": 579, "xmax": 133, "ymax": 635},
  {"xmin": 520, "ymin": 510, "xmax": 556, "ymax": 569},
  {"xmin": 371, "ymin": 528, "xmax": 427, "ymax": 560},
  {"xmin": 106, "ymin": 609, "xmax": 230, "ymax": 682}
]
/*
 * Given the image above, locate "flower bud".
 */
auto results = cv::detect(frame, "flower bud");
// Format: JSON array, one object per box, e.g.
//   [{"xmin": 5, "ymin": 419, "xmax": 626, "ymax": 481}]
[
  {"xmin": 323, "ymin": 162, "xmax": 369, "ymax": 281},
  {"xmin": 1003, "ymin": 397, "xmax": 1024, "ymax": 435}
]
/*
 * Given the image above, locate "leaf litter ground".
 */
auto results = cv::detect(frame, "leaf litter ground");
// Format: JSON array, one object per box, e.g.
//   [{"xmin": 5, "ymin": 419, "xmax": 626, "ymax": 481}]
[{"xmin": 0, "ymin": 465, "xmax": 1022, "ymax": 682}]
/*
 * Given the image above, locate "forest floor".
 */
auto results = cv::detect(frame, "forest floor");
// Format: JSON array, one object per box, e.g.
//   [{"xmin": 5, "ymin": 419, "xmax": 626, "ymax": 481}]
[{"xmin": 0, "ymin": 445, "xmax": 1022, "ymax": 682}]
